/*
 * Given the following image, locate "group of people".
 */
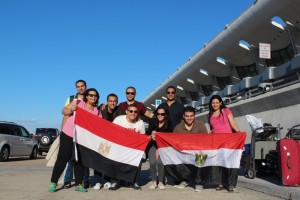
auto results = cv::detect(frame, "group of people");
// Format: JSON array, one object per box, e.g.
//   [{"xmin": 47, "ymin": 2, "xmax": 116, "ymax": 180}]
[{"xmin": 48, "ymin": 79, "xmax": 241, "ymax": 193}]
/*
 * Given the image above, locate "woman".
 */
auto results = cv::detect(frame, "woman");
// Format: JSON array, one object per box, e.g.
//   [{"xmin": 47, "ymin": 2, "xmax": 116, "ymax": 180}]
[
  {"xmin": 48, "ymin": 88, "xmax": 101, "ymax": 192},
  {"xmin": 208, "ymin": 95, "xmax": 240, "ymax": 192},
  {"xmin": 147, "ymin": 107, "xmax": 172, "ymax": 190}
]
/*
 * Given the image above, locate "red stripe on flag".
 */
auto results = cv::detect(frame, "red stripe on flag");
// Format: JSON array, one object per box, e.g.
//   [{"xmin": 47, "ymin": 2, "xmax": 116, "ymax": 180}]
[
  {"xmin": 75, "ymin": 107, "xmax": 149, "ymax": 151},
  {"xmin": 156, "ymin": 132, "xmax": 246, "ymax": 151}
]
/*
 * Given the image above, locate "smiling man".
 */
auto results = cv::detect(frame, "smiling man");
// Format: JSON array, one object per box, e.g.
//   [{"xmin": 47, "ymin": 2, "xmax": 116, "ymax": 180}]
[
  {"xmin": 119, "ymin": 86, "xmax": 154, "ymax": 119},
  {"xmin": 173, "ymin": 106, "xmax": 208, "ymax": 192},
  {"xmin": 111, "ymin": 104, "xmax": 146, "ymax": 191}
]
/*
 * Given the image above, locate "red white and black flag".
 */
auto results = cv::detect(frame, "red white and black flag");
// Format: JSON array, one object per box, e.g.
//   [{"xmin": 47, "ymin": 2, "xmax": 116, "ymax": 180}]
[
  {"xmin": 74, "ymin": 107, "xmax": 150, "ymax": 183},
  {"xmin": 156, "ymin": 132, "xmax": 246, "ymax": 185}
]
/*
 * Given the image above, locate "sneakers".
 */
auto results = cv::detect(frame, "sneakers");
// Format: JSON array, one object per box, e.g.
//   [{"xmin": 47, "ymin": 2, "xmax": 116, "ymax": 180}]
[
  {"xmin": 158, "ymin": 182, "xmax": 165, "ymax": 190},
  {"xmin": 195, "ymin": 185, "xmax": 203, "ymax": 192},
  {"xmin": 103, "ymin": 182, "xmax": 112, "ymax": 189},
  {"xmin": 75, "ymin": 184, "xmax": 87, "ymax": 192},
  {"xmin": 149, "ymin": 181, "xmax": 157, "ymax": 190},
  {"xmin": 109, "ymin": 183, "xmax": 119, "ymax": 190},
  {"xmin": 132, "ymin": 183, "xmax": 142, "ymax": 190},
  {"xmin": 62, "ymin": 182, "xmax": 71, "ymax": 189},
  {"xmin": 93, "ymin": 183, "xmax": 101, "ymax": 190},
  {"xmin": 177, "ymin": 181, "xmax": 188, "ymax": 189},
  {"xmin": 83, "ymin": 181, "xmax": 91, "ymax": 189},
  {"xmin": 48, "ymin": 182, "xmax": 57, "ymax": 192},
  {"xmin": 228, "ymin": 186, "xmax": 235, "ymax": 192}
]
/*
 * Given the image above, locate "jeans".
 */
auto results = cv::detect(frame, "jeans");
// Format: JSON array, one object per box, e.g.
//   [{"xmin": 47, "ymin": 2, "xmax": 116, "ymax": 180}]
[
  {"xmin": 148, "ymin": 144, "xmax": 165, "ymax": 182},
  {"xmin": 64, "ymin": 160, "xmax": 90, "ymax": 183},
  {"xmin": 64, "ymin": 160, "xmax": 74, "ymax": 183}
]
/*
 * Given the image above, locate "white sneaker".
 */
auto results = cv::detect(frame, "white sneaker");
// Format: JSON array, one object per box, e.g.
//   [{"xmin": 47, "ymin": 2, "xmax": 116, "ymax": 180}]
[
  {"xmin": 177, "ymin": 181, "xmax": 188, "ymax": 189},
  {"xmin": 195, "ymin": 185, "xmax": 203, "ymax": 192},
  {"xmin": 158, "ymin": 182, "xmax": 165, "ymax": 190},
  {"xmin": 149, "ymin": 181, "xmax": 157, "ymax": 190},
  {"xmin": 103, "ymin": 182, "xmax": 111, "ymax": 189},
  {"xmin": 93, "ymin": 183, "xmax": 101, "ymax": 190}
]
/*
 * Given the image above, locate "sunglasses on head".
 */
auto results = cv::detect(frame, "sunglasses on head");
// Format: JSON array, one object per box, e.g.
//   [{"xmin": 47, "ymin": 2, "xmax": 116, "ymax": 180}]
[
  {"xmin": 126, "ymin": 92, "xmax": 135, "ymax": 95},
  {"xmin": 87, "ymin": 94, "xmax": 97, "ymax": 97},
  {"xmin": 156, "ymin": 113, "xmax": 166, "ymax": 116},
  {"xmin": 128, "ymin": 110, "xmax": 138, "ymax": 113},
  {"xmin": 167, "ymin": 91, "xmax": 175, "ymax": 94}
]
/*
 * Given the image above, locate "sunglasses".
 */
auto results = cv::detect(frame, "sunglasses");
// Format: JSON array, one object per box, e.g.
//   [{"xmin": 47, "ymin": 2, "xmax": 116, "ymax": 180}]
[
  {"xmin": 167, "ymin": 91, "xmax": 176, "ymax": 94},
  {"xmin": 87, "ymin": 94, "xmax": 97, "ymax": 97},
  {"xmin": 128, "ymin": 110, "xmax": 138, "ymax": 113},
  {"xmin": 157, "ymin": 113, "xmax": 166, "ymax": 116},
  {"xmin": 126, "ymin": 92, "xmax": 135, "ymax": 95}
]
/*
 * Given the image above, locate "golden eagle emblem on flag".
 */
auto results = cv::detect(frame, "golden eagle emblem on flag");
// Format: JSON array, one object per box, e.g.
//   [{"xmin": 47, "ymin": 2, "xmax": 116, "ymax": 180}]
[
  {"xmin": 98, "ymin": 142, "xmax": 111, "ymax": 157},
  {"xmin": 195, "ymin": 151, "xmax": 208, "ymax": 166}
]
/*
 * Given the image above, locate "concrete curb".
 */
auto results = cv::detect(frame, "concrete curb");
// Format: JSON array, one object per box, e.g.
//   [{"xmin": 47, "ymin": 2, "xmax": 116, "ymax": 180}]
[{"xmin": 238, "ymin": 176, "xmax": 300, "ymax": 200}]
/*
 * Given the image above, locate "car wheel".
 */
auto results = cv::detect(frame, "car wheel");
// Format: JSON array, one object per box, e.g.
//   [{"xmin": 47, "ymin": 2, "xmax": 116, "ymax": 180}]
[
  {"xmin": 40, "ymin": 134, "xmax": 52, "ymax": 146},
  {"xmin": 0, "ymin": 146, "xmax": 10, "ymax": 162},
  {"xmin": 30, "ymin": 146, "xmax": 38, "ymax": 159},
  {"xmin": 246, "ymin": 168, "xmax": 256, "ymax": 179}
]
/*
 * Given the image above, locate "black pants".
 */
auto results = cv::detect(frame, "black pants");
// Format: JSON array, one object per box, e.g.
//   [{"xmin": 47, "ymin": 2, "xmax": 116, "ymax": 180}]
[{"xmin": 50, "ymin": 132, "xmax": 85, "ymax": 185}]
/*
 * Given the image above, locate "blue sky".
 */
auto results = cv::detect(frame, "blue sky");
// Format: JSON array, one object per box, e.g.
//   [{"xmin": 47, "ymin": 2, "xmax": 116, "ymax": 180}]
[{"xmin": 0, "ymin": 0, "xmax": 253, "ymax": 133}]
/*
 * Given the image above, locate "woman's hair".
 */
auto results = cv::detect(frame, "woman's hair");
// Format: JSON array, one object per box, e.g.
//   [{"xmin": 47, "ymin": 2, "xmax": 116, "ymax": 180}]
[
  {"xmin": 208, "ymin": 95, "xmax": 227, "ymax": 126},
  {"xmin": 83, "ymin": 88, "xmax": 99, "ymax": 106},
  {"xmin": 154, "ymin": 107, "xmax": 170, "ymax": 131}
]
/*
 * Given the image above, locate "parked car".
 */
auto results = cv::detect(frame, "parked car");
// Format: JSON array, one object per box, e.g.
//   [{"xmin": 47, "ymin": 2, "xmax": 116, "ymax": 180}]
[
  {"xmin": 33, "ymin": 128, "xmax": 59, "ymax": 155},
  {"xmin": 0, "ymin": 121, "xmax": 38, "ymax": 161}
]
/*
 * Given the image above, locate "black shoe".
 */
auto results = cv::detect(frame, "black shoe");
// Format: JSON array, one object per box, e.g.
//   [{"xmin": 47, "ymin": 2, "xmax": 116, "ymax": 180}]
[
  {"xmin": 132, "ymin": 183, "xmax": 142, "ymax": 191},
  {"xmin": 62, "ymin": 182, "xmax": 72, "ymax": 189},
  {"xmin": 83, "ymin": 181, "xmax": 91, "ymax": 189},
  {"xmin": 109, "ymin": 183, "xmax": 119, "ymax": 191}
]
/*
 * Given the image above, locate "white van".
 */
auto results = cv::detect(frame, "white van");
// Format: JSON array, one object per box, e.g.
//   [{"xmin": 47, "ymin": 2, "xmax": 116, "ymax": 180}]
[{"xmin": 0, "ymin": 121, "xmax": 38, "ymax": 161}]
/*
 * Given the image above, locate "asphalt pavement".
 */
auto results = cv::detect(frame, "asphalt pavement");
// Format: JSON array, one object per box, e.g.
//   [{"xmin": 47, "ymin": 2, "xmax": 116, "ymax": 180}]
[{"xmin": 0, "ymin": 156, "xmax": 299, "ymax": 200}]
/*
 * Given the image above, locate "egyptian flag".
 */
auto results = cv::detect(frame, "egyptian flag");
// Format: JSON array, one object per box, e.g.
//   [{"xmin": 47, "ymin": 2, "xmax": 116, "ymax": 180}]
[
  {"xmin": 74, "ymin": 107, "xmax": 150, "ymax": 183},
  {"xmin": 156, "ymin": 132, "xmax": 246, "ymax": 185}
]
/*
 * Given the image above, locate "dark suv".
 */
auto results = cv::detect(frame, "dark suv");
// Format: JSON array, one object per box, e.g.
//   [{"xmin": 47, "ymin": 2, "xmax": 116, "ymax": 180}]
[{"xmin": 33, "ymin": 128, "xmax": 59, "ymax": 155}]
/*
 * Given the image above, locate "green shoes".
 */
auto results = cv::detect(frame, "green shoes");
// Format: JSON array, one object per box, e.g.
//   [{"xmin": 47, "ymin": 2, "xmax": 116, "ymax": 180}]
[
  {"xmin": 48, "ymin": 182, "xmax": 57, "ymax": 192},
  {"xmin": 74, "ymin": 184, "xmax": 87, "ymax": 192}
]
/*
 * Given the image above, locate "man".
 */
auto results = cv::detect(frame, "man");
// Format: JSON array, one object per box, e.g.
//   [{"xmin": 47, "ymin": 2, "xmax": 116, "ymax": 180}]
[
  {"xmin": 101, "ymin": 93, "xmax": 125, "ymax": 122},
  {"xmin": 119, "ymin": 86, "xmax": 154, "ymax": 119},
  {"xmin": 61, "ymin": 80, "xmax": 87, "ymax": 129},
  {"xmin": 62, "ymin": 80, "xmax": 89, "ymax": 189},
  {"xmin": 157, "ymin": 86, "xmax": 185, "ymax": 131},
  {"xmin": 93, "ymin": 93, "xmax": 125, "ymax": 190},
  {"xmin": 173, "ymin": 106, "xmax": 208, "ymax": 192},
  {"xmin": 113, "ymin": 104, "xmax": 146, "ymax": 190}
]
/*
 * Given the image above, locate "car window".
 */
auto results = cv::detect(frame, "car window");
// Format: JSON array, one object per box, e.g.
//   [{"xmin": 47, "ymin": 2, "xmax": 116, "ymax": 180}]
[
  {"xmin": 0, "ymin": 125, "xmax": 11, "ymax": 135},
  {"xmin": 20, "ymin": 127, "xmax": 30, "ymax": 137},
  {"xmin": 11, "ymin": 127, "xmax": 21, "ymax": 136},
  {"xmin": 36, "ymin": 128, "xmax": 57, "ymax": 136}
]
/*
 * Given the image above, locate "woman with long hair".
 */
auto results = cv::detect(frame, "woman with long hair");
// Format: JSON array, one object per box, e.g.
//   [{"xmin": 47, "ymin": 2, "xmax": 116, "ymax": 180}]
[
  {"xmin": 48, "ymin": 88, "xmax": 101, "ymax": 192},
  {"xmin": 147, "ymin": 107, "xmax": 172, "ymax": 190},
  {"xmin": 208, "ymin": 95, "xmax": 240, "ymax": 192}
]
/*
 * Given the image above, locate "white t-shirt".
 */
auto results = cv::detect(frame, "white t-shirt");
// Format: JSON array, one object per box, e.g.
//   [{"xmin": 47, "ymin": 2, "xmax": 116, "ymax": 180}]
[{"xmin": 113, "ymin": 115, "xmax": 145, "ymax": 134}]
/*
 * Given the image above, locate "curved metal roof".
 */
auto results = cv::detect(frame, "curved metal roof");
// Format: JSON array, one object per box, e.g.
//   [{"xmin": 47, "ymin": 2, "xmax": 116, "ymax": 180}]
[{"xmin": 143, "ymin": 0, "xmax": 300, "ymax": 109}]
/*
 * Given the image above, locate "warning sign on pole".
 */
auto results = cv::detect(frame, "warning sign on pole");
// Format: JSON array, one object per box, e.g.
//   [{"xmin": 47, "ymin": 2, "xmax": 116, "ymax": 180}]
[{"xmin": 259, "ymin": 43, "xmax": 271, "ymax": 59}]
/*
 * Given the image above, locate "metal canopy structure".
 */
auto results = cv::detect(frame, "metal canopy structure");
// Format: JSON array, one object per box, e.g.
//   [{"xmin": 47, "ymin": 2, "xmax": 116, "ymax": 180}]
[{"xmin": 142, "ymin": 0, "xmax": 300, "ymax": 110}]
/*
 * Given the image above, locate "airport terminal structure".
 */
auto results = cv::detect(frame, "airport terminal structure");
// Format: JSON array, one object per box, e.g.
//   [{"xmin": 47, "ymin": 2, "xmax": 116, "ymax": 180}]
[{"xmin": 142, "ymin": 0, "xmax": 300, "ymax": 141}]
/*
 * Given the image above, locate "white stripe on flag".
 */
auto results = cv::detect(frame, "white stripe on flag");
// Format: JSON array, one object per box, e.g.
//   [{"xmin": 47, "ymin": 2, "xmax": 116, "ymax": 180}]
[
  {"xmin": 76, "ymin": 125, "xmax": 143, "ymax": 167},
  {"xmin": 158, "ymin": 147, "xmax": 243, "ymax": 168}
]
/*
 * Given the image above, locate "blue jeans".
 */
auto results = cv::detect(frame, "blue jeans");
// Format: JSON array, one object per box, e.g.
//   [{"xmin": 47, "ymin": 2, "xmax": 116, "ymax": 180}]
[
  {"xmin": 64, "ymin": 160, "xmax": 89, "ymax": 183},
  {"xmin": 64, "ymin": 160, "xmax": 74, "ymax": 183}
]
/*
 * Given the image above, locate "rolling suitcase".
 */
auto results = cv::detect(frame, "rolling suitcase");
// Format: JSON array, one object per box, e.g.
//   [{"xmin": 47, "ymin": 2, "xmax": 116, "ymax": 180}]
[{"xmin": 277, "ymin": 138, "xmax": 300, "ymax": 186}]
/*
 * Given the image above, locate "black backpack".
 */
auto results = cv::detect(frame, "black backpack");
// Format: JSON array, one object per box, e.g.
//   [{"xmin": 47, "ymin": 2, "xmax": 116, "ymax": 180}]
[{"xmin": 69, "ymin": 95, "xmax": 75, "ymax": 103}]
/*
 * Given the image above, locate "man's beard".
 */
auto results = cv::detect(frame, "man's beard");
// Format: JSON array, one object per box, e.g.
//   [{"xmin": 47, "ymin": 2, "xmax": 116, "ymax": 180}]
[{"xmin": 127, "ymin": 98, "xmax": 135, "ymax": 102}]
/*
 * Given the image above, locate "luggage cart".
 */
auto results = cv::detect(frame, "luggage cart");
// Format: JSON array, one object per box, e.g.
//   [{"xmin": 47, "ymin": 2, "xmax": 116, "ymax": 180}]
[
  {"xmin": 285, "ymin": 124, "xmax": 300, "ymax": 140},
  {"xmin": 241, "ymin": 124, "xmax": 280, "ymax": 179}
]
